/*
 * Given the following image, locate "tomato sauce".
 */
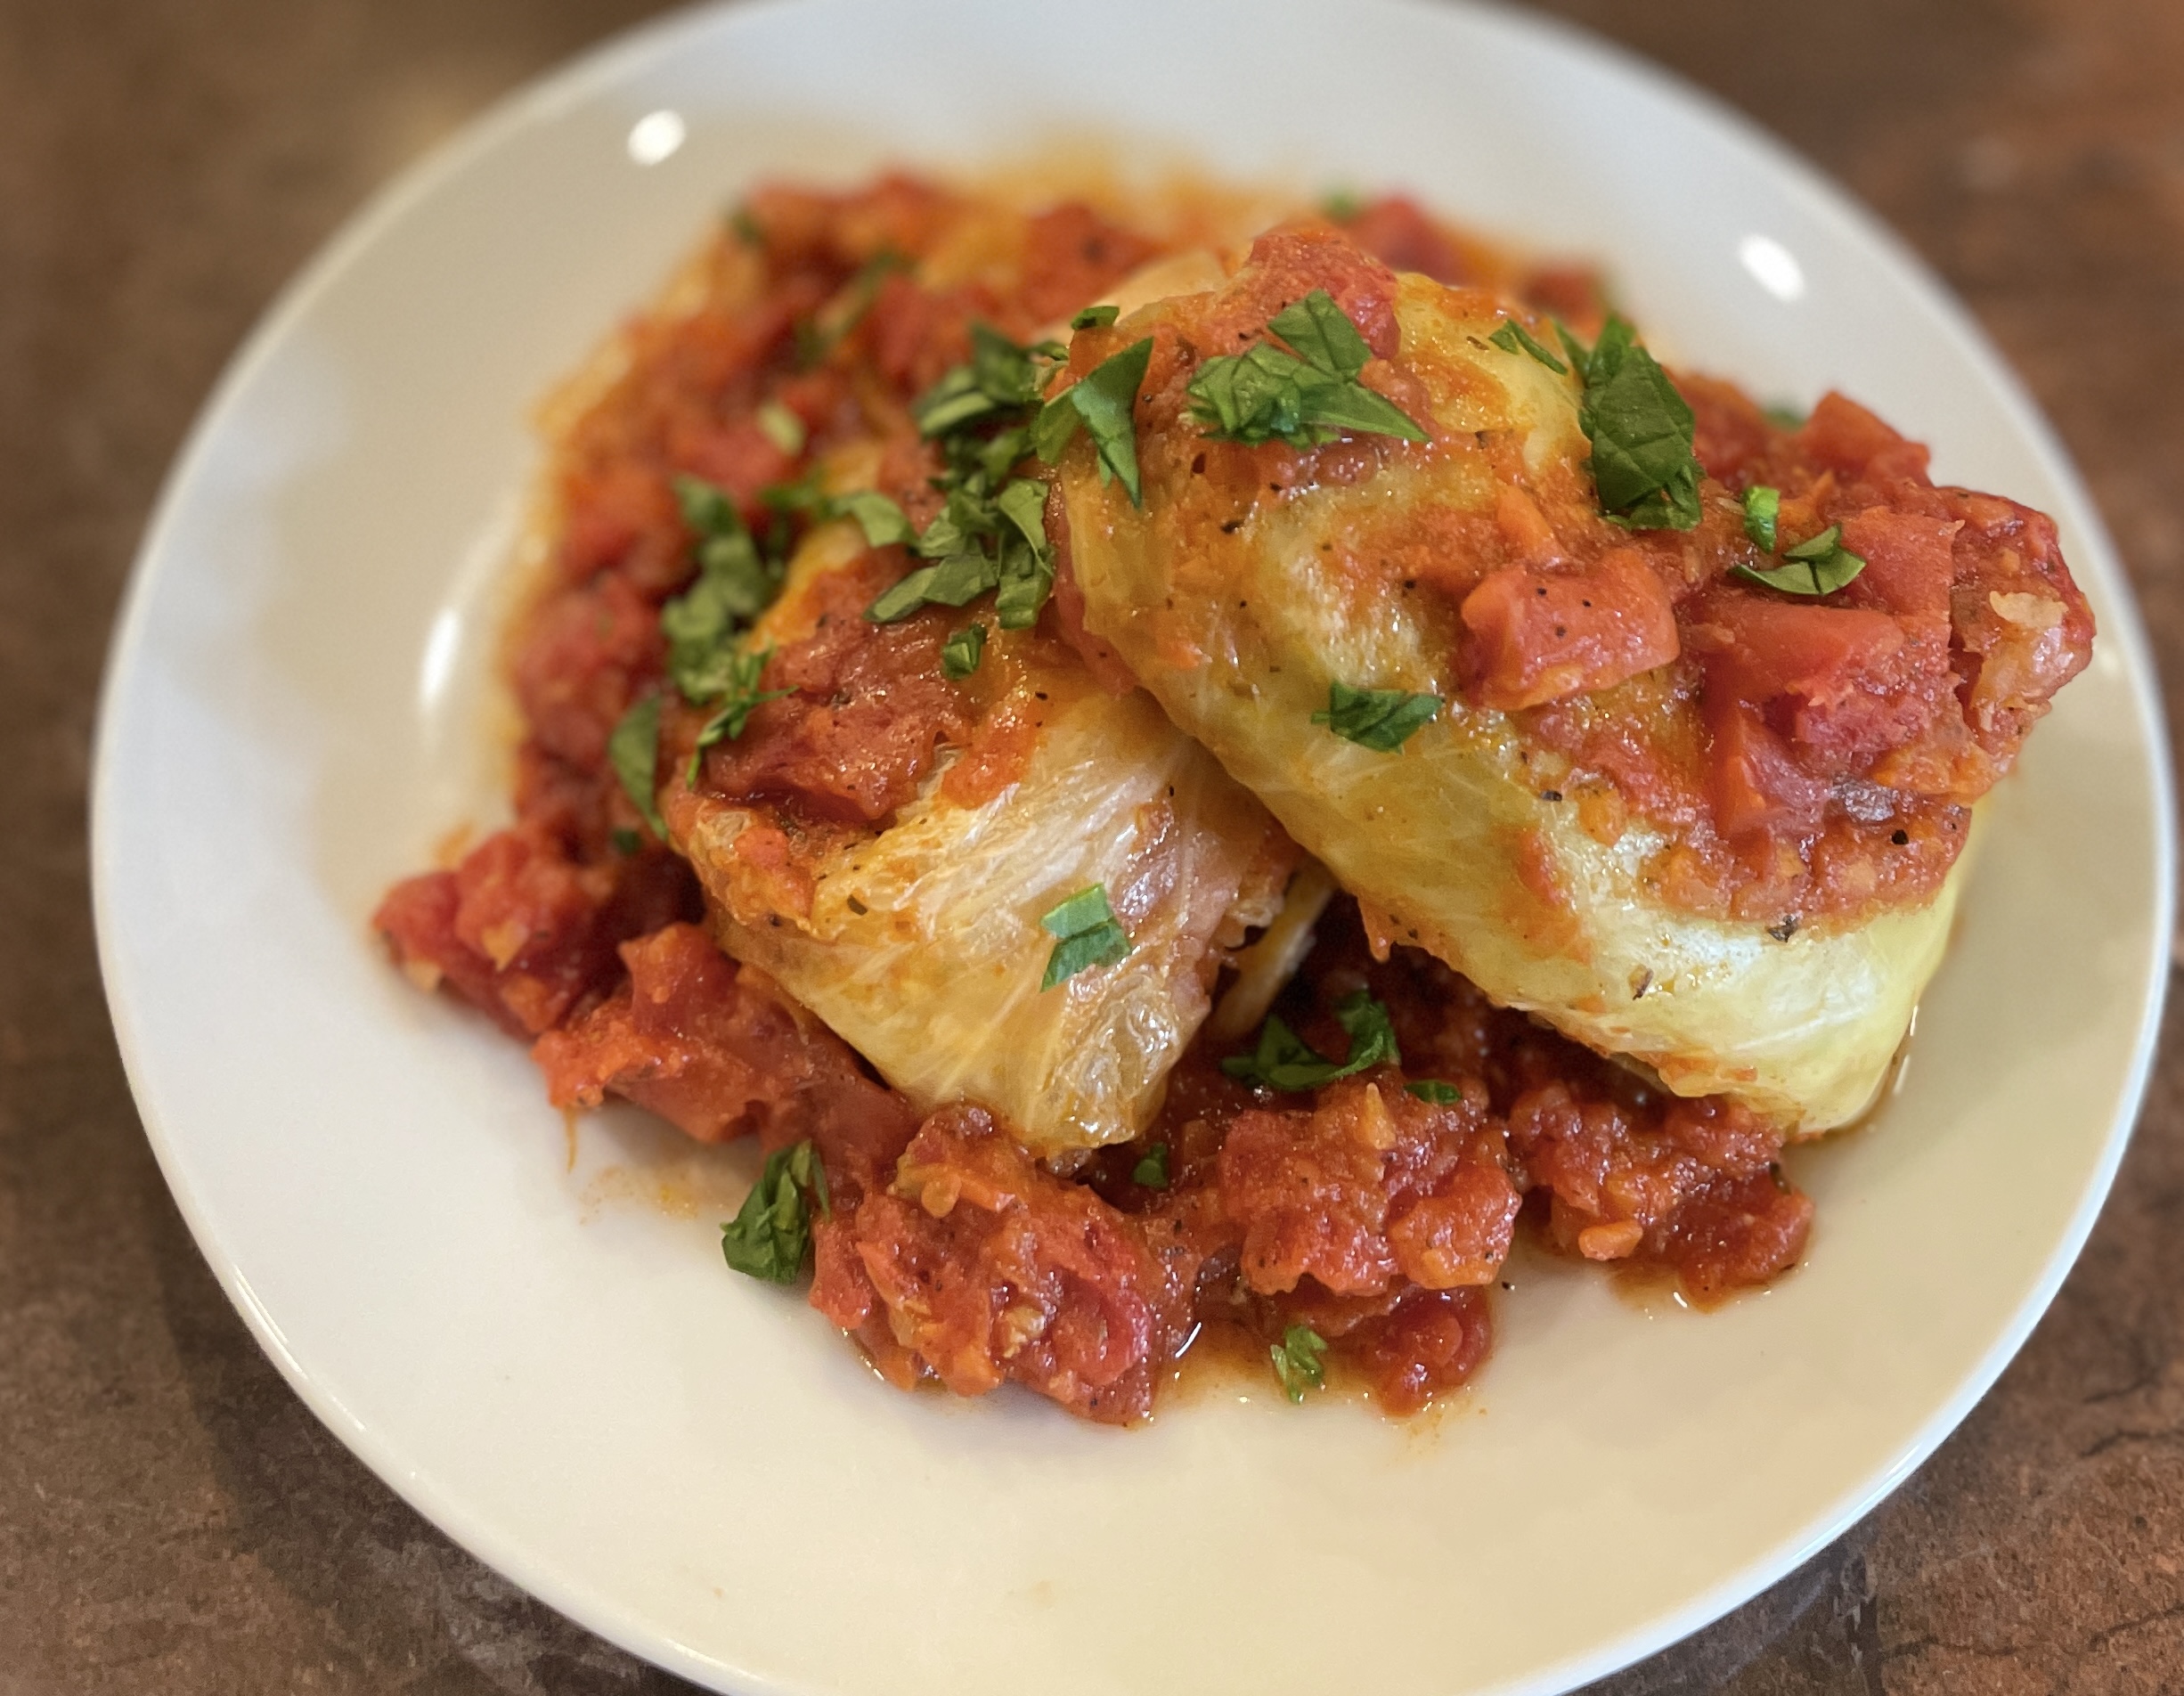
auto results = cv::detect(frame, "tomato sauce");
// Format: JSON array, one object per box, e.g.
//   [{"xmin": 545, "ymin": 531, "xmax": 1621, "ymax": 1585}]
[{"xmin": 374, "ymin": 174, "xmax": 1952, "ymax": 1423}]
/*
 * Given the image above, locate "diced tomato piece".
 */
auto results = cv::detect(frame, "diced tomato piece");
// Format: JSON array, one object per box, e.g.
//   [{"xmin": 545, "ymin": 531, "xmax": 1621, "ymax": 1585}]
[
  {"xmin": 1695, "ymin": 591, "xmax": 1945, "ymax": 775},
  {"xmin": 1460, "ymin": 549, "xmax": 1681, "ymax": 711},
  {"xmin": 1339, "ymin": 195, "xmax": 1473, "ymax": 286},
  {"xmin": 1703, "ymin": 697, "xmax": 1829, "ymax": 839},
  {"xmin": 533, "ymin": 923, "xmax": 917, "ymax": 1175},
  {"xmin": 827, "ymin": 1106, "xmax": 1195, "ymax": 1423},
  {"xmin": 1796, "ymin": 392, "xmax": 1932, "ymax": 485},
  {"xmin": 1218, "ymin": 1079, "xmax": 1520, "ymax": 1297},
  {"xmin": 373, "ymin": 827, "xmax": 624, "ymax": 1038},
  {"xmin": 1014, "ymin": 201, "xmax": 1164, "ymax": 326},
  {"xmin": 688, "ymin": 550, "xmax": 973, "ymax": 827},
  {"xmin": 1340, "ymin": 1286, "xmax": 1494, "ymax": 1415},
  {"xmin": 667, "ymin": 417, "xmax": 795, "ymax": 505},
  {"xmin": 1202, "ymin": 223, "xmax": 1404, "ymax": 362},
  {"xmin": 510, "ymin": 573, "xmax": 661, "ymax": 774},
  {"xmin": 1839, "ymin": 508, "xmax": 1957, "ymax": 621}
]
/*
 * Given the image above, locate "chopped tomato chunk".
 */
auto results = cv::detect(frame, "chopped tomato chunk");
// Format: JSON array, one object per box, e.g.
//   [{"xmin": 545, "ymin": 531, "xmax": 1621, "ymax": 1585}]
[
  {"xmin": 1461, "ymin": 550, "xmax": 1681, "ymax": 711},
  {"xmin": 532, "ymin": 923, "xmax": 915, "ymax": 1170}
]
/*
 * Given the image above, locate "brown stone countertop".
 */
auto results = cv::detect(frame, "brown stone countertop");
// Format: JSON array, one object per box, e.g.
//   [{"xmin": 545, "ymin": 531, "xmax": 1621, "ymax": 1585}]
[{"xmin": 3, "ymin": 0, "xmax": 2179, "ymax": 1690}]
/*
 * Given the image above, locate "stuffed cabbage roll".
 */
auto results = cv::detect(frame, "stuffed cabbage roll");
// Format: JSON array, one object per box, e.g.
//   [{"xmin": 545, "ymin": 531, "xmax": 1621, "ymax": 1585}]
[
  {"xmin": 1057, "ymin": 225, "xmax": 2093, "ymax": 1133},
  {"xmin": 657, "ymin": 518, "xmax": 1294, "ymax": 1156}
]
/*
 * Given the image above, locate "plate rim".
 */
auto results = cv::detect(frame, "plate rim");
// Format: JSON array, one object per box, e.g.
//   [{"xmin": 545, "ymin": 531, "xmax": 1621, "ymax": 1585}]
[{"xmin": 90, "ymin": 1, "xmax": 2178, "ymax": 1691}]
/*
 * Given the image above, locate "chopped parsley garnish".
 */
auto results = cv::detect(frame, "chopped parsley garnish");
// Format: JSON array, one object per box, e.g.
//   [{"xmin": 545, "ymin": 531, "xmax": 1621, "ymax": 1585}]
[
  {"xmin": 755, "ymin": 399, "xmax": 806, "ymax": 456},
  {"xmin": 1132, "ymin": 1142, "xmax": 1170, "ymax": 1190},
  {"xmin": 1270, "ymin": 1325, "xmax": 1328, "ymax": 1403},
  {"xmin": 607, "ymin": 694, "xmax": 666, "ymax": 839},
  {"xmin": 831, "ymin": 489, "xmax": 917, "ymax": 550},
  {"xmin": 1039, "ymin": 885, "xmax": 1132, "ymax": 991},
  {"xmin": 720, "ymin": 1139, "xmax": 832, "ymax": 1284},
  {"xmin": 1406, "ymin": 1080, "xmax": 1463, "ymax": 1105},
  {"xmin": 1488, "ymin": 317, "xmax": 1569, "ymax": 375},
  {"xmin": 728, "ymin": 207, "xmax": 765, "ymax": 247},
  {"xmin": 1763, "ymin": 403, "xmax": 1808, "ymax": 430},
  {"xmin": 662, "ymin": 476, "xmax": 786, "ymax": 701},
  {"xmin": 759, "ymin": 471, "xmax": 827, "ymax": 516},
  {"xmin": 609, "ymin": 827, "xmax": 643, "ymax": 857},
  {"xmin": 1221, "ymin": 990, "xmax": 1401, "ymax": 1092},
  {"xmin": 1186, "ymin": 289, "xmax": 1428, "ymax": 450},
  {"xmin": 1732, "ymin": 523, "xmax": 1869, "ymax": 596},
  {"xmin": 915, "ymin": 322, "xmax": 1066, "ymax": 436},
  {"xmin": 1312, "ymin": 680, "xmax": 1442, "ymax": 751},
  {"xmin": 941, "ymin": 621, "xmax": 987, "ymax": 679},
  {"xmin": 1321, "ymin": 187, "xmax": 1364, "ymax": 221},
  {"xmin": 992, "ymin": 477, "xmax": 1055, "ymax": 628},
  {"xmin": 1070, "ymin": 303, "xmax": 1121, "ymax": 330},
  {"xmin": 651, "ymin": 477, "xmax": 800, "ymax": 788},
  {"xmin": 686, "ymin": 647, "xmax": 794, "ymax": 783},
  {"xmin": 867, "ymin": 550, "xmax": 1003, "ymax": 624},
  {"xmin": 1567, "ymin": 315, "xmax": 1702, "ymax": 532},
  {"xmin": 1031, "ymin": 337, "xmax": 1156, "ymax": 505},
  {"xmin": 1742, "ymin": 485, "xmax": 1781, "ymax": 552},
  {"xmin": 852, "ymin": 323, "xmax": 1093, "ymax": 629}
]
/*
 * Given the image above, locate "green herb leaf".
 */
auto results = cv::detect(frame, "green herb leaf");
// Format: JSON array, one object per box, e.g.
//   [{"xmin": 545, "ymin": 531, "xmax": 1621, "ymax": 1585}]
[
  {"xmin": 1186, "ymin": 343, "xmax": 1317, "ymax": 444},
  {"xmin": 992, "ymin": 477, "xmax": 1055, "ymax": 628},
  {"xmin": 663, "ymin": 476, "xmax": 785, "ymax": 700},
  {"xmin": 686, "ymin": 647, "xmax": 795, "ymax": 784},
  {"xmin": 831, "ymin": 489, "xmax": 918, "ymax": 549},
  {"xmin": 1311, "ymin": 680, "xmax": 1442, "ymax": 751},
  {"xmin": 755, "ymin": 399, "xmax": 806, "ymax": 456},
  {"xmin": 1572, "ymin": 316, "xmax": 1702, "ymax": 532},
  {"xmin": 941, "ymin": 621, "xmax": 987, "ymax": 679},
  {"xmin": 729, "ymin": 207, "xmax": 765, "ymax": 247},
  {"xmin": 1268, "ymin": 289, "xmax": 1373, "ymax": 381},
  {"xmin": 1132, "ymin": 1142, "xmax": 1170, "ymax": 1189},
  {"xmin": 914, "ymin": 322, "xmax": 1066, "ymax": 436},
  {"xmin": 1270, "ymin": 1325, "xmax": 1328, "ymax": 1403},
  {"xmin": 865, "ymin": 550, "xmax": 1003, "ymax": 624},
  {"xmin": 1786, "ymin": 524, "xmax": 1846, "ymax": 561},
  {"xmin": 607, "ymin": 695, "xmax": 666, "ymax": 839},
  {"xmin": 609, "ymin": 827, "xmax": 643, "ymax": 857},
  {"xmin": 1488, "ymin": 317, "xmax": 1569, "ymax": 375},
  {"xmin": 1321, "ymin": 187, "xmax": 1364, "ymax": 222},
  {"xmin": 1763, "ymin": 403, "xmax": 1808, "ymax": 430},
  {"xmin": 758, "ymin": 471, "xmax": 827, "ymax": 515},
  {"xmin": 1070, "ymin": 303, "xmax": 1121, "ymax": 330},
  {"xmin": 993, "ymin": 477, "xmax": 1049, "ymax": 559},
  {"xmin": 1220, "ymin": 990, "xmax": 1402, "ymax": 1092},
  {"xmin": 995, "ymin": 539, "xmax": 1053, "ymax": 629},
  {"xmin": 1186, "ymin": 291, "xmax": 1427, "ymax": 451},
  {"xmin": 1034, "ymin": 337, "xmax": 1154, "ymax": 505},
  {"xmin": 1553, "ymin": 320, "xmax": 1593, "ymax": 382},
  {"xmin": 1742, "ymin": 485, "xmax": 1781, "ymax": 552},
  {"xmin": 1039, "ymin": 885, "xmax": 1132, "ymax": 991},
  {"xmin": 1731, "ymin": 523, "xmax": 1869, "ymax": 596},
  {"xmin": 1405, "ymin": 1080, "xmax": 1462, "ymax": 1105},
  {"xmin": 1030, "ymin": 391, "xmax": 1082, "ymax": 462},
  {"xmin": 720, "ymin": 1138, "xmax": 832, "ymax": 1284}
]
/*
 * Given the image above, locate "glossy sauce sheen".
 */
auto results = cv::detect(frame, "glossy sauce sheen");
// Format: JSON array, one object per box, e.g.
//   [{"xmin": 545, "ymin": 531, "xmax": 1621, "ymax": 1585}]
[{"xmin": 374, "ymin": 173, "xmax": 1992, "ymax": 1423}]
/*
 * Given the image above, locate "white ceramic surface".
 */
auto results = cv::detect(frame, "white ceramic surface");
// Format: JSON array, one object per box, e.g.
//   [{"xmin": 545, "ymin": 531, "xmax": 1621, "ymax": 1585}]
[{"xmin": 92, "ymin": 2, "xmax": 2173, "ymax": 1692}]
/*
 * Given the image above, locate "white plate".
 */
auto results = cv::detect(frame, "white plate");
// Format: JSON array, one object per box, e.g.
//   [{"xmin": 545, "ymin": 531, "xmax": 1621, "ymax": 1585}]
[{"xmin": 93, "ymin": 2, "xmax": 2173, "ymax": 1692}]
